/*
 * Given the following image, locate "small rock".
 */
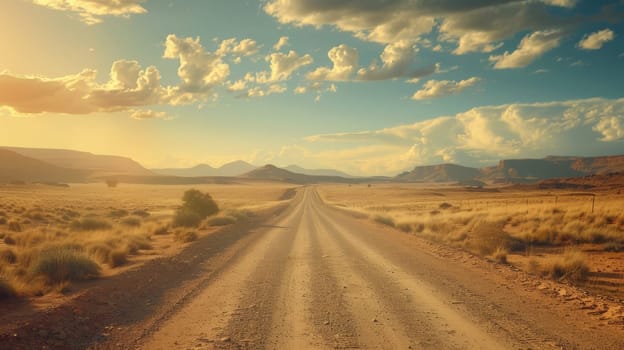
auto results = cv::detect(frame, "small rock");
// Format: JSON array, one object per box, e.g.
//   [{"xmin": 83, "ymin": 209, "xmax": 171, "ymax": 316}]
[
  {"xmin": 220, "ymin": 336, "xmax": 231, "ymax": 342},
  {"xmin": 323, "ymin": 321, "xmax": 330, "ymax": 325},
  {"xmin": 372, "ymin": 317, "xmax": 378, "ymax": 323},
  {"xmin": 558, "ymin": 289, "xmax": 568, "ymax": 297}
]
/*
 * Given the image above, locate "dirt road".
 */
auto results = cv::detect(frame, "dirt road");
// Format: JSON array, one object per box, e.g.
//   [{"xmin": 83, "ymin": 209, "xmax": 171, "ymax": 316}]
[
  {"xmin": 125, "ymin": 187, "xmax": 622, "ymax": 350},
  {"xmin": 5, "ymin": 186, "xmax": 621, "ymax": 349}
]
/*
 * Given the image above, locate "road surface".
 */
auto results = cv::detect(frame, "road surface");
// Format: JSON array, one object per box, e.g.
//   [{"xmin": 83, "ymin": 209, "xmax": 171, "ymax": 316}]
[{"xmin": 125, "ymin": 187, "xmax": 622, "ymax": 350}]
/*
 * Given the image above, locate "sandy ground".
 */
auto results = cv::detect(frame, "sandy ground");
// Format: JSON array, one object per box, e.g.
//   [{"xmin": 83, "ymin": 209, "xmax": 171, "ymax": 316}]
[{"xmin": 2, "ymin": 187, "xmax": 624, "ymax": 349}]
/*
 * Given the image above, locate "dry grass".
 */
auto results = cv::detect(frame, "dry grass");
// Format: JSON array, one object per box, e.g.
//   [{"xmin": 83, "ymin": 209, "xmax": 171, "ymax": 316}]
[
  {"xmin": 0, "ymin": 181, "xmax": 293, "ymax": 298},
  {"xmin": 542, "ymin": 250, "xmax": 590, "ymax": 283},
  {"xmin": 319, "ymin": 183, "xmax": 623, "ymax": 286},
  {"xmin": 174, "ymin": 230, "xmax": 198, "ymax": 243}
]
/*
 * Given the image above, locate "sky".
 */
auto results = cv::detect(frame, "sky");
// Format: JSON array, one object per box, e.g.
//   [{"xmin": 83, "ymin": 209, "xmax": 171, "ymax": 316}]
[{"xmin": 0, "ymin": 0, "xmax": 623, "ymax": 176}]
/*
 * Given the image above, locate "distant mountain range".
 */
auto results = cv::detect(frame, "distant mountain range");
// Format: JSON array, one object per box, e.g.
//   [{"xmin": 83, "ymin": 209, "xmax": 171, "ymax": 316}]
[
  {"xmin": 151, "ymin": 161, "xmax": 256, "ymax": 177},
  {"xmin": 240, "ymin": 164, "xmax": 353, "ymax": 184},
  {"xmin": 2, "ymin": 146, "xmax": 152, "ymax": 176},
  {"xmin": 396, "ymin": 155, "xmax": 624, "ymax": 184},
  {"xmin": 0, "ymin": 149, "xmax": 87, "ymax": 183},
  {"xmin": 152, "ymin": 162, "xmax": 355, "ymax": 178},
  {"xmin": 1, "ymin": 145, "xmax": 623, "ymax": 186}
]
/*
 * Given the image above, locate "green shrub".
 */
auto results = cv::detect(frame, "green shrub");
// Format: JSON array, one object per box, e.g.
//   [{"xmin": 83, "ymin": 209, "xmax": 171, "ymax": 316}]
[
  {"xmin": 70, "ymin": 218, "xmax": 112, "ymax": 231},
  {"xmin": 172, "ymin": 208, "xmax": 202, "ymax": 228},
  {"xmin": 180, "ymin": 189, "xmax": 219, "ymax": 218},
  {"xmin": 29, "ymin": 246, "xmax": 100, "ymax": 284},
  {"xmin": 206, "ymin": 216, "xmax": 236, "ymax": 227}
]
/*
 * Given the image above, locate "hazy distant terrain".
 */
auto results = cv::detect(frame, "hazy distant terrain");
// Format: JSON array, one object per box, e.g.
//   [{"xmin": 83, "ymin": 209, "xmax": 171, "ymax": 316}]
[{"xmin": 397, "ymin": 155, "xmax": 624, "ymax": 184}]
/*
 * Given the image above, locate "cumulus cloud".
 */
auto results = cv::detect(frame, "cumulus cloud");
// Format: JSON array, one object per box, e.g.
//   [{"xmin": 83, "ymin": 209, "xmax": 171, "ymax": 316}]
[
  {"xmin": 577, "ymin": 29, "xmax": 615, "ymax": 50},
  {"xmin": 412, "ymin": 77, "xmax": 480, "ymax": 100},
  {"xmin": 307, "ymin": 44, "xmax": 359, "ymax": 81},
  {"xmin": 264, "ymin": 0, "xmax": 576, "ymax": 54},
  {"xmin": 256, "ymin": 50, "xmax": 314, "ymax": 83},
  {"xmin": 217, "ymin": 38, "xmax": 261, "ymax": 57},
  {"xmin": 301, "ymin": 97, "xmax": 624, "ymax": 174},
  {"xmin": 32, "ymin": 0, "xmax": 147, "ymax": 24},
  {"xmin": 273, "ymin": 36, "xmax": 289, "ymax": 50},
  {"xmin": 357, "ymin": 40, "xmax": 417, "ymax": 81},
  {"xmin": 0, "ymin": 59, "xmax": 166, "ymax": 115},
  {"xmin": 489, "ymin": 30, "xmax": 563, "ymax": 69},
  {"xmin": 163, "ymin": 34, "xmax": 230, "ymax": 103}
]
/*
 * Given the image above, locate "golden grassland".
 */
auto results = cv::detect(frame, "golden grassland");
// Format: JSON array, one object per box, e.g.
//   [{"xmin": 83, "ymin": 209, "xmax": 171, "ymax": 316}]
[
  {"xmin": 318, "ymin": 183, "xmax": 624, "ymax": 295},
  {"xmin": 0, "ymin": 182, "xmax": 293, "ymax": 298}
]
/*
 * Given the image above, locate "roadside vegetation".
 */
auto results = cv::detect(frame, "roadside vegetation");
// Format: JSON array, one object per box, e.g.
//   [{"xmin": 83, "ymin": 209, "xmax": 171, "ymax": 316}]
[
  {"xmin": 0, "ymin": 182, "xmax": 294, "ymax": 299},
  {"xmin": 319, "ymin": 184, "xmax": 624, "ymax": 287}
]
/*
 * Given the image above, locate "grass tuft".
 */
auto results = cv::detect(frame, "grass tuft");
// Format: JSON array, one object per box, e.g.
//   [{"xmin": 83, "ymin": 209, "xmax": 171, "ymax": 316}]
[
  {"xmin": 174, "ymin": 230, "xmax": 198, "ymax": 243},
  {"xmin": 29, "ymin": 245, "xmax": 100, "ymax": 284},
  {"xmin": 70, "ymin": 218, "xmax": 112, "ymax": 231},
  {"xmin": 374, "ymin": 215, "xmax": 395, "ymax": 227},
  {"xmin": 8, "ymin": 221, "xmax": 21, "ymax": 232},
  {"xmin": 491, "ymin": 247, "xmax": 508, "ymax": 264},
  {"xmin": 544, "ymin": 250, "xmax": 590, "ymax": 283},
  {"xmin": 120, "ymin": 216, "xmax": 142, "ymax": 227},
  {"xmin": 172, "ymin": 208, "xmax": 202, "ymax": 228},
  {"xmin": 0, "ymin": 248, "xmax": 17, "ymax": 264},
  {"xmin": 108, "ymin": 248, "xmax": 128, "ymax": 267}
]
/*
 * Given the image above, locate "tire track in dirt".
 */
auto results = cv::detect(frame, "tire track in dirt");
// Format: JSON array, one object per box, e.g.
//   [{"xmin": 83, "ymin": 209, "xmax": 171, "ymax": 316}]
[
  {"xmin": 308, "ymin": 204, "xmax": 413, "ymax": 349},
  {"xmin": 311, "ymin": 191, "xmax": 509, "ymax": 350},
  {"xmin": 138, "ymin": 191, "xmax": 306, "ymax": 350}
]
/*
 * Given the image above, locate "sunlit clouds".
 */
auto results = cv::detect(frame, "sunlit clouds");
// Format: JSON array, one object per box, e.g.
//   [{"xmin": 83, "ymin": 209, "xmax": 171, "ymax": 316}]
[
  {"xmin": 1, "ymin": 0, "xmax": 623, "ymax": 174},
  {"xmin": 577, "ymin": 29, "xmax": 615, "ymax": 50},
  {"xmin": 31, "ymin": 0, "xmax": 147, "ymax": 24}
]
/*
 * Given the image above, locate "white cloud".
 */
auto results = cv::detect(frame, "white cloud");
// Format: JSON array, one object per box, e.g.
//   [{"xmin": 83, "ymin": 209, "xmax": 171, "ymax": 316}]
[
  {"xmin": 32, "ymin": 0, "xmax": 147, "ymax": 24},
  {"xmin": 489, "ymin": 30, "xmax": 563, "ymax": 69},
  {"xmin": 130, "ymin": 109, "xmax": 172, "ymax": 120},
  {"xmin": 257, "ymin": 50, "xmax": 313, "ymax": 83},
  {"xmin": 217, "ymin": 38, "xmax": 261, "ymax": 57},
  {"xmin": 307, "ymin": 44, "xmax": 359, "ymax": 81},
  {"xmin": 412, "ymin": 77, "xmax": 480, "ymax": 100},
  {"xmin": 264, "ymin": 0, "xmax": 575, "ymax": 54},
  {"xmin": 0, "ymin": 59, "xmax": 166, "ymax": 115},
  {"xmin": 357, "ymin": 40, "xmax": 417, "ymax": 81},
  {"xmin": 299, "ymin": 97, "xmax": 624, "ymax": 174},
  {"xmin": 245, "ymin": 84, "xmax": 287, "ymax": 98},
  {"xmin": 273, "ymin": 36, "xmax": 289, "ymax": 50},
  {"xmin": 163, "ymin": 34, "xmax": 230, "ymax": 103},
  {"xmin": 577, "ymin": 29, "xmax": 615, "ymax": 50}
]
